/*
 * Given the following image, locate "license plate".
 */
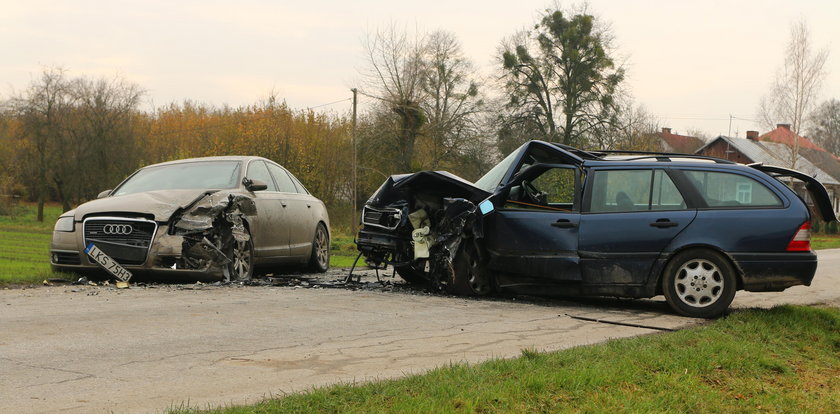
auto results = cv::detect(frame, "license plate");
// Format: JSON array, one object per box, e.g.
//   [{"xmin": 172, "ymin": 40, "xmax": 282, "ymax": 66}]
[{"xmin": 84, "ymin": 243, "xmax": 132, "ymax": 282}]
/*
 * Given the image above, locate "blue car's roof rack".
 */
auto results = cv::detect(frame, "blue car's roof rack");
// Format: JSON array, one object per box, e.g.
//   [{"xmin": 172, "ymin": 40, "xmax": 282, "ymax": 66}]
[{"xmin": 592, "ymin": 149, "xmax": 736, "ymax": 164}]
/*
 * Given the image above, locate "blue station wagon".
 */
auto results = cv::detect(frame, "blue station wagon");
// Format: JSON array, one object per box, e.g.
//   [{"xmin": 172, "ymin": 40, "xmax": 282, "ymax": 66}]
[{"xmin": 356, "ymin": 141, "xmax": 837, "ymax": 318}]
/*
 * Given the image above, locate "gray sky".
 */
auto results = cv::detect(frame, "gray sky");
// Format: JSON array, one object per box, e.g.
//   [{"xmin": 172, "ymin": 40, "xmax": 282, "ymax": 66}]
[{"xmin": 2, "ymin": 0, "xmax": 838, "ymax": 138}]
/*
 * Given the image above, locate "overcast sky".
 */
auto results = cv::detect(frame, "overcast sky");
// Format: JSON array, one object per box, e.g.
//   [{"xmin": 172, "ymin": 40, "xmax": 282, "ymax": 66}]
[{"xmin": 2, "ymin": 0, "xmax": 838, "ymax": 138}]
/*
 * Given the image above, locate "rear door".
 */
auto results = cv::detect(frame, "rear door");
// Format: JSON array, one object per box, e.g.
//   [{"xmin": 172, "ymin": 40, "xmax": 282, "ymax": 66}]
[
  {"xmin": 266, "ymin": 162, "xmax": 314, "ymax": 258},
  {"xmin": 578, "ymin": 168, "xmax": 696, "ymax": 285},
  {"xmin": 245, "ymin": 160, "xmax": 289, "ymax": 257},
  {"xmin": 750, "ymin": 164, "xmax": 837, "ymax": 222}
]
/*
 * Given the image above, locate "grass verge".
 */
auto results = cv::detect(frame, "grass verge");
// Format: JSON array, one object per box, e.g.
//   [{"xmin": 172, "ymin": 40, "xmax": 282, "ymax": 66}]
[
  {"xmin": 174, "ymin": 305, "xmax": 839, "ymax": 413},
  {"xmin": 0, "ymin": 204, "xmax": 67, "ymax": 285},
  {"xmin": 812, "ymin": 234, "xmax": 840, "ymax": 250}
]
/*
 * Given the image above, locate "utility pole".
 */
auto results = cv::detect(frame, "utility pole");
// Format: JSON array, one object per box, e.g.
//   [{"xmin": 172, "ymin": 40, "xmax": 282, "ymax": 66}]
[{"xmin": 351, "ymin": 88, "xmax": 358, "ymax": 235}]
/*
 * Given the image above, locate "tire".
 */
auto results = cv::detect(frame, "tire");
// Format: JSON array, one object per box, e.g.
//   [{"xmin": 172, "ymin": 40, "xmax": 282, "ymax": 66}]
[
  {"xmin": 394, "ymin": 263, "xmax": 429, "ymax": 285},
  {"xmin": 307, "ymin": 223, "xmax": 330, "ymax": 273},
  {"xmin": 228, "ymin": 227, "xmax": 254, "ymax": 281},
  {"xmin": 447, "ymin": 242, "xmax": 493, "ymax": 296},
  {"xmin": 662, "ymin": 249, "xmax": 736, "ymax": 318}
]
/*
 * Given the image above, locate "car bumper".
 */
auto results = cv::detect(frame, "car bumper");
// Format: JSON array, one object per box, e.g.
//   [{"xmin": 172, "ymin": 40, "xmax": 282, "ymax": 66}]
[
  {"xmin": 732, "ymin": 252, "xmax": 817, "ymax": 292},
  {"xmin": 50, "ymin": 222, "xmax": 225, "ymax": 280}
]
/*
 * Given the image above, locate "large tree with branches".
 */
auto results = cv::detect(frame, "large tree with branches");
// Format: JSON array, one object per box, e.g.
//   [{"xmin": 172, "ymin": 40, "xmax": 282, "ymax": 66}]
[{"xmin": 498, "ymin": 7, "xmax": 624, "ymax": 148}]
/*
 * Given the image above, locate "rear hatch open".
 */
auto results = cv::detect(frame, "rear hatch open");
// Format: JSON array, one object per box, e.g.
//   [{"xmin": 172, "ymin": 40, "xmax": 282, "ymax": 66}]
[{"xmin": 751, "ymin": 164, "xmax": 838, "ymax": 222}]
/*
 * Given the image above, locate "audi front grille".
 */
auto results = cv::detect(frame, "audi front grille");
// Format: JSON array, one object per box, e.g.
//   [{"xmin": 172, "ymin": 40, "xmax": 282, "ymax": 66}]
[{"xmin": 83, "ymin": 217, "xmax": 157, "ymax": 265}]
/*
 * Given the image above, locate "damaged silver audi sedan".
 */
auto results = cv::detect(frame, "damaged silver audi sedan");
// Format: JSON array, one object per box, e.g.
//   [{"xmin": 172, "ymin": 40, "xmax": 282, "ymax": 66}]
[{"xmin": 50, "ymin": 156, "xmax": 330, "ymax": 281}]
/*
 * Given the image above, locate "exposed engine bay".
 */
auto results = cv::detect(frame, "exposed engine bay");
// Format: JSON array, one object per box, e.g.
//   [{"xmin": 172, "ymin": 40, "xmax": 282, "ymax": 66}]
[{"xmin": 356, "ymin": 171, "xmax": 490, "ymax": 293}]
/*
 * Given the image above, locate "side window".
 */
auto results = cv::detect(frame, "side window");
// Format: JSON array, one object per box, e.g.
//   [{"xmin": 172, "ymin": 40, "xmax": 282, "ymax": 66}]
[
  {"xmin": 266, "ymin": 163, "xmax": 298, "ymax": 193},
  {"xmin": 589, "ymin": 169, "xmax": 686, "ymax": 213},
  {"xmin": 651, "ymin": 170, "xmax": 686, "ymax": 211},
  {"xmin": 246, "ymin": 161, "xmax": 277, "ymax": 192},
  {"xmin": 288, "ymin": 172, "xmax": 310, "ymax": 194},
  {"xmin": 531, "ymin": 168, "xmax": 576, "ymax": 205},
  {"xmin": 684, "ymin": 171, "xmax": 782, "ymax": 207},
  {"xmin": 504, "ymin": 167, "xmax": 577, "ymax": 211}
]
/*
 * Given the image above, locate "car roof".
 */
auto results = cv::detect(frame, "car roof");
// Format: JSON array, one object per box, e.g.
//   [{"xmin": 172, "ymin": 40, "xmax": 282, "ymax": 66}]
[{"xmin": 144, "ymin": 155, "xmax": 271, "ymax": 168}]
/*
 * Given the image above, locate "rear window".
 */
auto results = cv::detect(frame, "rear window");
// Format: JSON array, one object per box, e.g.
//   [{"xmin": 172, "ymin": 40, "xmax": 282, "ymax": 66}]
[{"xmin": 684, "ymin": 171, "xmax": 782, "ymax": 207}]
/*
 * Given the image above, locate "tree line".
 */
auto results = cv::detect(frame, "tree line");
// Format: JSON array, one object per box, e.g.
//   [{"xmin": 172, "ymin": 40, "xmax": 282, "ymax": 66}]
[{"xmin": 1, "ymin": 5, "xmax": 837, "ymax": 226}]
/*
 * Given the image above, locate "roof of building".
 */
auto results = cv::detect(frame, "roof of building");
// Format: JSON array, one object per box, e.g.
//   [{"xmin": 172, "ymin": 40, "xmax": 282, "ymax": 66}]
[
  {"xmin": 657, "ymin": 129, "xmax": 706, "ymax": 153},
  {"xmin": 696, "ymin": 136, "xmax": 840, "ymax": 186},
  {"xmin": 759, "ymin": 124, "xmax": 828, "ymax": 152}
]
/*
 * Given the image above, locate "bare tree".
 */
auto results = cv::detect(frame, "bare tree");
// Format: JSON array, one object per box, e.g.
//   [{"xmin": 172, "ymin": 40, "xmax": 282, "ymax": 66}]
[
  {"xmin": 360, "ymin": 25, "xmax": 427, "ymax": 171},
  {"xmin": 758, "ymin": 19, "xmax": 829, "ymax": 168},
  {"xmin": 809, "ymin": 98, "xmax": 840, "ymax": 156},
  {"xmin": 9, "ymin": 67, "xmax": 73, "ymax": 221},
  {"xmin": 419, "ymin": 31, "xmax": 485, "ymax": 169}
]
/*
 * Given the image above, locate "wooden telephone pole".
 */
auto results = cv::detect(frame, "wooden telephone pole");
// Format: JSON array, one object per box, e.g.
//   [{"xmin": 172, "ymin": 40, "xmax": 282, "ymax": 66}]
[{"xmin": 351, "ymin": 88, "xmax": 358, "ymax": 234}]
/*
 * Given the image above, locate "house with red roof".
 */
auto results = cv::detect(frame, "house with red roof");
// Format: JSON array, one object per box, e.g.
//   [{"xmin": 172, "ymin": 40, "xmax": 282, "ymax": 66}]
[{"xmin": 656, "ymin": 128, "xmax": 706, "ymax": 154}]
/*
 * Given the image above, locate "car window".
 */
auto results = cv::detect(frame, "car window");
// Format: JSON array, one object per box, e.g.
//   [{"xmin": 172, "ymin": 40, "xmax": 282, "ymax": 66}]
[
  {"xmin": 589, "ymin": 169, "xmax": 686, "ymax": 213},
  {"xmin": 651, "ymin": 170, "xmax": 686, "ymax": 211},
  {"xmin": 287, "ymin": 171, "xmax": 310, "ymax": 194},
  {"xmin": 266, "ymin": 163, "xmax": 298, "ymax": 193},
  {"xmin": 246, "ymin": 161, "xmax": 278, "ymax": 192},
  {"xmin": 112, "ymin": 161, "xmax": 241, "ymax": 196},
  {"xmin": 531, "ymin": 168, "xmax": 575, "ymax": 205},
  {"xmin": 684, "ymin": 170, "xmax": 782, "ymax": 208},
  {"xmin": 503, "ymin": 166, "xmax": 577, "ymax": 211}
]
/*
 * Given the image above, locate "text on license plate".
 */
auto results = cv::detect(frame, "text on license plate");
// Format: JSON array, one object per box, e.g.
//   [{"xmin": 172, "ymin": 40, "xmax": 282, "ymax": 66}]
[{"xmin": 84, "ymin": 243, "xmax": 132, "ymax": 282}]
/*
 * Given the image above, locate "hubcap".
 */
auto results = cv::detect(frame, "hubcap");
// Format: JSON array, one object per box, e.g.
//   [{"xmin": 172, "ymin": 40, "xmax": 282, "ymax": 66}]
[
  {"xmin": 314, "ymin": 227, "xmax": 328, "ymax": 268},
  {"xmin": 674, "ymin": 259, "xmax": 723, "ymax": 308},
  {"xmin": 467, "ymin": 255, "xmax": 491, "ymax": 295},
  {"xmin": 231, "ymin": 240, "xmax": 251, "ymax": 280}
]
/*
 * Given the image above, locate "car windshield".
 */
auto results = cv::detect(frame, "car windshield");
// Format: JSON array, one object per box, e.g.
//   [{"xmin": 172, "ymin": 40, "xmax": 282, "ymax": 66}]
[
  {"xmin": 474, "ymin": 148, "xmax": 521, "ymax": 192},
  {"xmin": 112, "ymin": 161, "xmax": 242, "ymax": 196}
]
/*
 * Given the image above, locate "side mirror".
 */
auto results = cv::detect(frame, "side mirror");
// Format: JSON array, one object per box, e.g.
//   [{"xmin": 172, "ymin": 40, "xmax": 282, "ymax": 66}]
[
  {"xmin": 97, "ymin": 190, "xmax": 112, "ymax": 199},
  {"xmin": 243, "ymin": 178, "xmax": 268, "ymax": 192}
]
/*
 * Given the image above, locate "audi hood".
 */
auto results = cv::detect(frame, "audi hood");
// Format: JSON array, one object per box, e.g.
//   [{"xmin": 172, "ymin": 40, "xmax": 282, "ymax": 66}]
[{"xmin": 71, "ymin": 189, "xmax": 215, "ymax": 222}]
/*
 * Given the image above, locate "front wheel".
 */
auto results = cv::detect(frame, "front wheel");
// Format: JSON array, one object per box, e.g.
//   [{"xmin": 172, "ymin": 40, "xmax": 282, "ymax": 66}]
[
  {"xmin": 307, "ymin": 223, "xmax": 330, "ymax": 273},
  {"xmin": 662, "ymin": 249, "xmax": 736, "ymax": 318},
  {"xmin": 228, "ymin": 227, "xmax": 254, "ymax": 281},
  {"xmin": 448, "ymin": 242, "xmax": 493, "ymax": 296}
]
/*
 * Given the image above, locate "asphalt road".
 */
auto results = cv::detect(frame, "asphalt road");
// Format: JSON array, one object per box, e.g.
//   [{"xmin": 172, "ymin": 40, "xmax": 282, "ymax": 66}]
[{"xmin": 2, "ymin": 249, "xmax": 839, "ymax": 414}]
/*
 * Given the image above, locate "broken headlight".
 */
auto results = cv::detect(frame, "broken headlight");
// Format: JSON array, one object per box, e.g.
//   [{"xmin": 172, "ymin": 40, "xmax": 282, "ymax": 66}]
[{"xmin": 54, "ymin": 216, "xmax": 75, "ymax": 232}]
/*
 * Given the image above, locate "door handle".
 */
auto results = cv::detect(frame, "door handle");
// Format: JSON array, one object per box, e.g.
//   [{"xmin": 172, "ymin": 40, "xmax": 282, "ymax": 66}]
[
  {"xmin": 281, "ymin": 201, "xmax": 287, "ymax": 208},
  {"xmin": 307, "ymin": 204, "xmax": 311, "ymax": 209},
  {"xmin": 551, "ymin": 219, "xmax": 577, "ymax": 228},
  {"xmin": 650, "ymin": 219, "xmax": 678, "ymax": 228}
]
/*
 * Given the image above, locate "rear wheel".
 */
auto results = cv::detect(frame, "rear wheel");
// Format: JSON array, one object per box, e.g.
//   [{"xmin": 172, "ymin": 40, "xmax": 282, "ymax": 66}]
[
  {"xmin": 307, "ymin": 223, "xmax": 330, "ymax": 273},
  {"xmin": 662, "ymin": 249, "xmax": 736, "ymax": 318},
  {"xmin": 448, "ymin": 242, "xmax": 493, "ymax": 296}
]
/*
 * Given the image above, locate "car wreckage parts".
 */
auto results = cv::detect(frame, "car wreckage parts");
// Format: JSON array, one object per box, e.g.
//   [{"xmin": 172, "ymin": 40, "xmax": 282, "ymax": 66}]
[{"xmin": 153, "ymin": 192, "xmax": 257, "ymax": 281}]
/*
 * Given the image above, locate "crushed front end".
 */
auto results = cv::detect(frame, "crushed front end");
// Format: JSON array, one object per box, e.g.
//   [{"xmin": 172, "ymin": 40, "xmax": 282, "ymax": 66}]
[{"xmin": 356, "ymin": 171, "xmax": 490, "ymax": 290}]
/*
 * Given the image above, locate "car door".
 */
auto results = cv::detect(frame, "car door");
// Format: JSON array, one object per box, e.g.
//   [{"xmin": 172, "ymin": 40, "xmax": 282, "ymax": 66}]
[
  {"xmin": 577, "ymin": 168, "xmax": 696, "ymax": 285},
  {"xmin": 266, "ymin": 162, "xmax": 313, "ymax": 258},
  {"xmin": 483, "ymin": 165, "xmax": 582, "ymax": 286},
  {"xmin": 245, "ymin": 160, "xmax": 289, "ymax": 257}
]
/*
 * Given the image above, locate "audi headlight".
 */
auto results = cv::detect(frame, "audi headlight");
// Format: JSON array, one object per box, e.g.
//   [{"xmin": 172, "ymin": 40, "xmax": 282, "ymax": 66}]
[{"xmin": 54, "ymin": 216, "xmax": 75, "ymax": 232}]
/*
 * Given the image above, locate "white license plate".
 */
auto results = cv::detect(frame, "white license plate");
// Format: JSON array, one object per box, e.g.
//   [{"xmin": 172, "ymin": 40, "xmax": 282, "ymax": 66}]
[{"xmin": 85, "ymin": 243, "xmax": 132, "ymax": 282}]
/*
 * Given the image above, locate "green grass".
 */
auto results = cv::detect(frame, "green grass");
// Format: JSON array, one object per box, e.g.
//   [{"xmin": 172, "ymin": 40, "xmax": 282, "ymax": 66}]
[
  {"xmin": 330, "ymin": 232, "xmax": 360, "ymax": 268},
  {"xmin": 0, "ymin": 203, "xmax": 69, "ymax": 285},
  {"xmin": 812, "ymin": 234, "xmax": 840, "ymax": 250},
  {"xmin": 174, "ymin": 305, "xmax": 839, "ymax": 413}
]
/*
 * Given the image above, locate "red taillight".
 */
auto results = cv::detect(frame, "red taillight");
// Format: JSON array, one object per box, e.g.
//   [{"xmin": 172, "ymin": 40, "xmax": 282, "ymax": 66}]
[{"xmin": 787, "ymin": 221, "xmax": 812, "ymax": 252}]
